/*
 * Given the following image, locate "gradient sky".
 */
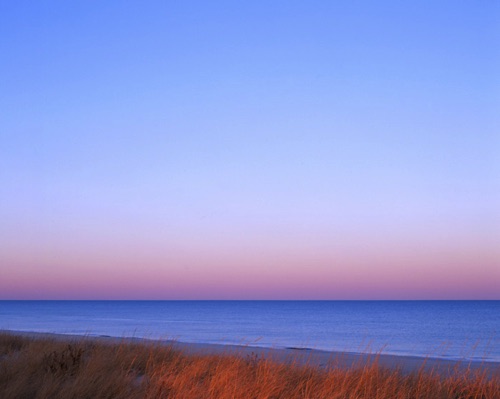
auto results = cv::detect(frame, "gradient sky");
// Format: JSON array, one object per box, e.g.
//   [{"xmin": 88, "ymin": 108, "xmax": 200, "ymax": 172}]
[{"xmin": 1, "ymin": 1, "xmax": 499, "ymax": 299}]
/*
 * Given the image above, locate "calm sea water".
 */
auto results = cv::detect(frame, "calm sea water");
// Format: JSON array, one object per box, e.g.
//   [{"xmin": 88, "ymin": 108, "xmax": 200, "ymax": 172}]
[{"xmin": 0, "ymin": 301, "xmax": 498, "ymax": 362}]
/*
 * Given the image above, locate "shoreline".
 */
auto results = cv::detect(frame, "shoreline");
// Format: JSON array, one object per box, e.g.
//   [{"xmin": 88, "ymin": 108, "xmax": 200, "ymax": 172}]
[{"xmin": 3, "ymin": 329, "xmax": 499, "ymax": 377}]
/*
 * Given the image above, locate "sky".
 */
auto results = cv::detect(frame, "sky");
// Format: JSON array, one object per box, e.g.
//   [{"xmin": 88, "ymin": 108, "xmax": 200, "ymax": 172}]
[{"xmin": 0, "ymin": 1, "xmax": 499, "ymax": 299}]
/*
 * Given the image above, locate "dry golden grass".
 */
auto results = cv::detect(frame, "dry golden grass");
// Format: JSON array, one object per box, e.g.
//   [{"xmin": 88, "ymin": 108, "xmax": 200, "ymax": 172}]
[{"xmin": 0, "ymin": 332, "xmax": 498, "ymax": 398}]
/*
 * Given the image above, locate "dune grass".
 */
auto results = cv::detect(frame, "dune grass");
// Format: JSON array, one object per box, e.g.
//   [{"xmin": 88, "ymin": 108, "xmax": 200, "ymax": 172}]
[{"xmin": 0, "ymin": 332, "xmax": 498, "ymax": 398}]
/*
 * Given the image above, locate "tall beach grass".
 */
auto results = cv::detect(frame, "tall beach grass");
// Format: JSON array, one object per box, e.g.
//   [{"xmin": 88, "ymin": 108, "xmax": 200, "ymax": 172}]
[{"xmin": 0, "ymin": 332, "xmax": 498, "ymax": 398}]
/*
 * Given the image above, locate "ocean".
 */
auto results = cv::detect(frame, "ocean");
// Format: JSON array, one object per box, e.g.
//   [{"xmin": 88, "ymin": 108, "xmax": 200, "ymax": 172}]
[{"xmin": 0, "ymin": 300, "xmax": 498, "ymax": 362}]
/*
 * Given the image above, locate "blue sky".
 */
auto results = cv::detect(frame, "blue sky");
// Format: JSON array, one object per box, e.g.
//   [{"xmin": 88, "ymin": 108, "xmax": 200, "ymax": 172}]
[{"xmin": 1, "ymin": 1, "xmax": 499, "ymax": 299}]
